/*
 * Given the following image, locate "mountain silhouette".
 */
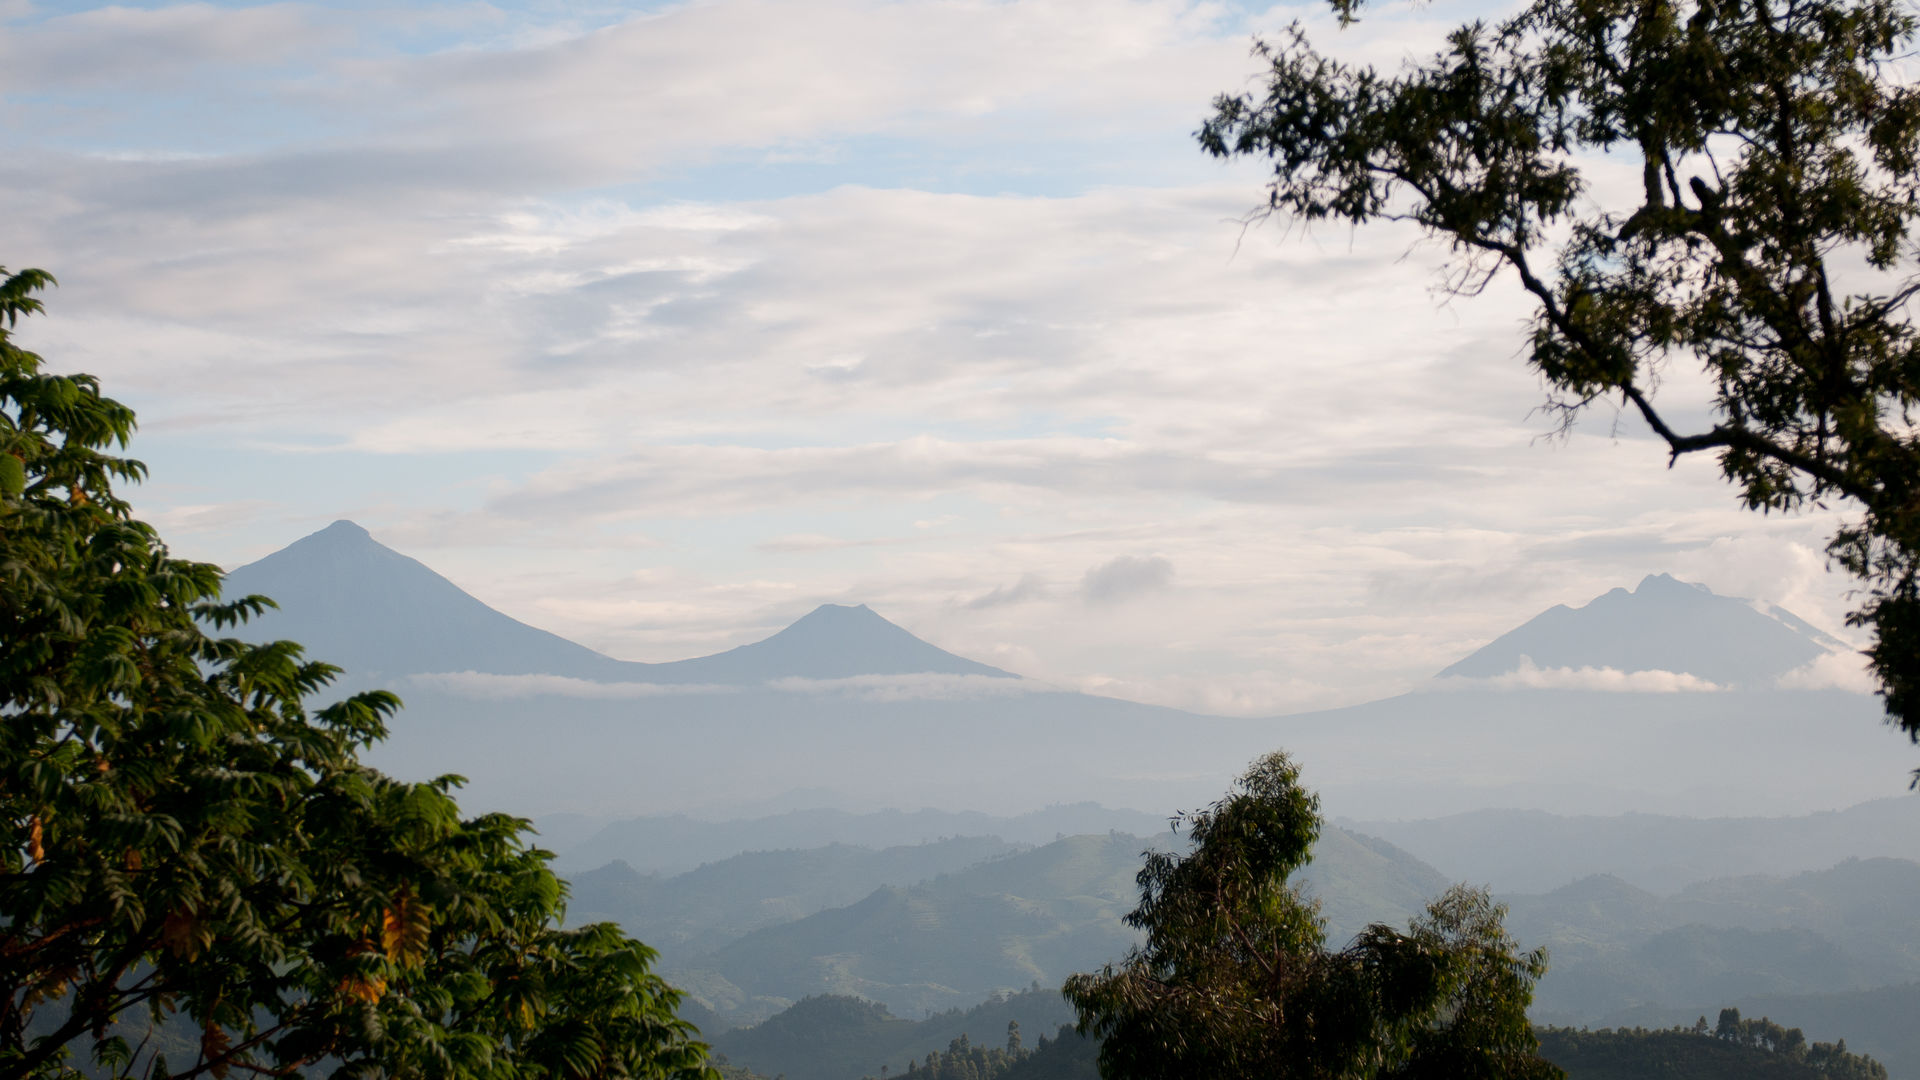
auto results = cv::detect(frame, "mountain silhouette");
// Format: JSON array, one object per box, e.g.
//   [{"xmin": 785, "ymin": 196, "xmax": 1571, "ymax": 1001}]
[
  {"xmin": 644, "ymin": 603, "xmax": 1011, "ymax": 682},
  {"xmin": 222, "ymin": 521, "xmax": 1013, "ymax": 684},
  {"xmin": 1435, "ymin": 573, "xmax": 1843, "ymax": 687},
  {"xmin": 217, "ymin": 524, "xmax": 1897, "ymax": 823}
]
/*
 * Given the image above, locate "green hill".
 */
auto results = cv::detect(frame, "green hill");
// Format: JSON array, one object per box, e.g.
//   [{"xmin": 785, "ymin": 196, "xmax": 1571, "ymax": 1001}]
[
  {"xmin": 1537, "ymin": 1015, "xmax": 1887, "ymax": 1080},
  {"xmin": 671, "ymin": 826, "xmax": 1447, "ymax": 1023},
  {"xmin": 566, "ymin": 836, "xmax": 1022, "ymax": 963},
  {"xmin": 1511, "ymin": 859, "xmax": 1920, "ymax": 1022},
  {"xmin": 710, "ymin": 990, "xmax": 1077, "ymax": 1080},
  {"xmin": 1600, "ymin": 983, "xmax": 1920, "ymax": 1080}
]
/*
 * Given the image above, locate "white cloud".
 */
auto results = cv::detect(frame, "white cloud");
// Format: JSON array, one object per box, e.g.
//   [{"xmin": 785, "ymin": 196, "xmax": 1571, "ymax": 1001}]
[
  {"xmin": 7, "ymin": 0, "xmax": 1885, "ymax": 726},
  {"xmin": 1433, "ymin": 656, "xmax": 1725, "ymax": 694},
  {"xmin": 767, "ymin": 672, "xmax": 1039, "ymax": 701},
  {"xmin": 407, "ymin": 671, "xmax": 738, "ymax": 699},
  {"xmin": 0, "ymin": 3, "xmax": 332, "ymax": 92},
  {"xmin": 1776, "ymin": 649, "xmax": 1878, "ymax": 693}
]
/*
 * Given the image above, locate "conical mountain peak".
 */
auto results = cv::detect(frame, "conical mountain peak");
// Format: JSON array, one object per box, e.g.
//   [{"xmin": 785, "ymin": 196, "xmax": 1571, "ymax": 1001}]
[
  {"xmin": 663, "ymin": 602, "xmax": 1015, "ymax": 683},
  {"xmin": 314, "ymin": 518, "xmax": 372, "ymax": 541},
  {"xmin": 223, "ymin": 521, "xmax": 624, "ymax": 682},
  {"xmin": 220, "ymin": 527, "xmax": 1017, "ymax": 687}
]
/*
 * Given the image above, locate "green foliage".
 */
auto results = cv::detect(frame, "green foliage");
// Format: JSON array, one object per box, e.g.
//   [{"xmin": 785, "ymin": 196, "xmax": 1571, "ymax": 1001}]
[
  {"xmin": 1536, "ymin": 1012, "xmax": 1887, "ymax": 1079},
  {"xmin": 886, "ymin": 1032, "xmax": 1026, "ymax": 1080},
  {"xmin": 0, "ymin": 265, "xmax": 716, "ymax": 1079},
  {"xmin": 1199, "ymin": 0, "xmax": 1920, "ymax": 739},
  {"xmin": 996, "ymin": 1027, "xmax": 1096, "ymax": 1080},
  {"xmin": 1063, "ymin": 752, "xmax": 1559, "ymax": 1080}
]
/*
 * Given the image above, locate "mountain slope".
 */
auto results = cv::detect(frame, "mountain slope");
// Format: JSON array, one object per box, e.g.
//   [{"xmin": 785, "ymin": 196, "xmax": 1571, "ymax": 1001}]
[
  {"xmin": 1437, "ymin": 573, "xmax": 1839, "ymax": 687},
  {"xmin": 1343, "ymin": 796, "xmax": 1920, "ymax": 893},
  {"xmin": 564, "ymin": 837, "xmax": 1025, "ymax": 962},
  {"xmin": 1506, "ymin": 857, "xmax": 1920, "ymax": 1023},
  {"xmin": 648, "ymin": 603, "xmax": 1012, "ymax": 682},
  {"xmin": 224, "ymin": 521, "xmax": 1012, "ymax": 684},
  {"xmin": 710, "ymin": 989, "xmax": 1079, "ymax": 1080},
  {"xmin": 1602, "ymin": 983, "xmax": 1920, "ymax": 1080},
  {"xmin": 554, "ymin": 805, "xmax": 1172, "ymax": 876},
  {"xmin": 223, "ymin": 520, "xmax": 626, "ymax": 681},
  {"xmin": 665, "ymin": 826, "xmax": 1450, "ymax": 1024}
]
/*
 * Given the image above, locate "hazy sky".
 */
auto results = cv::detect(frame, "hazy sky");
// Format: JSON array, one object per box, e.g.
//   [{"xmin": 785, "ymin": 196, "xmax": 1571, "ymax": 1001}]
[{"xmin": 3, "ymin": 0, "xmax": 1871, "ymax": 715}]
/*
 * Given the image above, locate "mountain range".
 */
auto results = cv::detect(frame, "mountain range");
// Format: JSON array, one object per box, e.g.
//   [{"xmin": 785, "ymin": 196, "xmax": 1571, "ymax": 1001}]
[{"xmin": 218, "ymin": 521, "xmax": 1901, "ymax": 821}]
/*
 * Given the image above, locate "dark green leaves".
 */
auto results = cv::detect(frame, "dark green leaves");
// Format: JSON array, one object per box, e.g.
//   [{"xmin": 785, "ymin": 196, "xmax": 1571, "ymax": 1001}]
[
  {"xmin": 0, "ymin": 268, "xmax": 719, "ymax": 1080},
  {"xmin": 1203, "ymin": 0, "xmax": 1920, "ymax": 748}
]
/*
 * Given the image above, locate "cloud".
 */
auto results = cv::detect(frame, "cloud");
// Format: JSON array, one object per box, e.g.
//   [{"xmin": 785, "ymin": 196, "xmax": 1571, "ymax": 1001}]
[
  {"xmin": 1776, "ymin": 649, "xmax": 1877, "ymax": 693},
  {"xmin": 407, "ymin": 671, "xmax": 738, "ymax": 699},
  {"xmin": 0, "ymin": 3, "xmax": 332, "ymax": 92},
  {"xmin": 965, "ymin": 573, "xmax": 1049, "ymax": 610},
  {"xmin": 1433, "ymin": 656, "xmax": 1725, "ymax": 693},
  {"xmin": 1081, "ymin": 554, "xmax": 1175, "ymax": 605},
  {"xmin": 7, "ymin": 0, "xmax": 1880, "ymax": 726},
  {"xmin": 756, "ymin": 533, "xmax": 920, "ymax": 553},
  {"xmin": 768, "ymin": 673, "xmax": 1039, "ymax": 701}
]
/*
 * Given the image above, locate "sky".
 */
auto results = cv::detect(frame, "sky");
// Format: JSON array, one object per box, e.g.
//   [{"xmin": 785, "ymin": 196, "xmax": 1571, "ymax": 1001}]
[{"xmin": 1, "ymin": 0, "xmax": 1878, "ymax": 717}]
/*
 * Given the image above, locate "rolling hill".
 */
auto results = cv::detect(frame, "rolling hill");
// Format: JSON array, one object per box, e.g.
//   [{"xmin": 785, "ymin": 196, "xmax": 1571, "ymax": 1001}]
[{"xmin": 633, "ymin": 825, "xmax": 1447, "ymax": 1025}]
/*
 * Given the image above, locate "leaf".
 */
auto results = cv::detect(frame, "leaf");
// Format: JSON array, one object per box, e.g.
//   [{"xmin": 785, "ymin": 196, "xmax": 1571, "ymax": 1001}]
[
  {"xmin": 381, "ymin": 888, "xmax": 432, "ymax": 966},
  {"xmin": 337, "ymin": 974, "xmax": 387, "ymax": 1005},
  {"xmin": 0, "ymin": 452, "xmax": 22, "ymax": 496},
  {"xmin": 201, "ymin": 1024, "xmax": 232, "ymax": 1080},
  {"xmin": 26, "ymin": 815, "xmax": 43, "ymax": 862},
  {"xmin": 160, "ymin": 908, "xmax": 206, "ymax": 960}
]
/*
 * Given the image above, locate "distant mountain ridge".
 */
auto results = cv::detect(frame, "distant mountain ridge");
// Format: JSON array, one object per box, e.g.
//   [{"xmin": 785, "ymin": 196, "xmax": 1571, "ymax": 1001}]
[
  {"xmin": 219, "ymin": 522, "xmax": 1899, "ymax": 822},
  {"xmin": 1437, "ymin": 573, "xmax": 1843, "ymax": 687},
  {"xmin": 552, "ymin": 804, "xmax": 1173, "ymax": 875},
  {"xmin": 1507, "ymin": 856, "xmax": 1920, "ymax": 1024},
  {"xmin": 224, "ymin": 520, "xmax": 1012, "ymax": 684},
  {"xmin": 1344, "ymin": 796, "xmax": 1920, "ymax": 893}
]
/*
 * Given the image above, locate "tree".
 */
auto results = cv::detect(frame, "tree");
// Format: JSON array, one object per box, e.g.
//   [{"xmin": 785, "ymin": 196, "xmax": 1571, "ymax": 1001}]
[
  {"xmin": 1062, "ymin": 752, "xmax": 1558, "ymax": 1080},
  {"xmin": 1198, "ymin": 0, "xmax": 1920, "ymax": 744},
  {"xmin": 0, "ymin": 264, "xmax": 717, "ymax": 1079}
]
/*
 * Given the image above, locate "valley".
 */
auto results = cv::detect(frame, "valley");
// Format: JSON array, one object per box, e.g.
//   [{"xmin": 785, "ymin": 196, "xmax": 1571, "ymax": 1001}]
[{"xmin": 222, "ymin": 521, "xmax": 1920, "ymax": 1078}]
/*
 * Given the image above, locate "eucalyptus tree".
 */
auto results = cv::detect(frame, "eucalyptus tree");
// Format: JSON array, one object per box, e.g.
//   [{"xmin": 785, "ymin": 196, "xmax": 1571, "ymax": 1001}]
[
  {"xmin": 0, "ymin": 265, "xmax": 715, "ymax": 1080},
  {"xmin": 1064, "ymin": 752, "xmax": 1557, "ymax": 1080}
]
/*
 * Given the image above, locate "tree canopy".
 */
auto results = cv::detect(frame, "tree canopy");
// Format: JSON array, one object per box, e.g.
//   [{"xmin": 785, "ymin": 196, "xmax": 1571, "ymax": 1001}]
[
  {"xmin": 0, "ymin": 265, "xmax": 715, "ymax": 1079},
  {"xmin": 1062, "ymin": 752, "xmax": 1558, "ymax": 1080},
  {"xmin": 1199, "ymin": 0, "xmax": 1920, "ymax": 744}
]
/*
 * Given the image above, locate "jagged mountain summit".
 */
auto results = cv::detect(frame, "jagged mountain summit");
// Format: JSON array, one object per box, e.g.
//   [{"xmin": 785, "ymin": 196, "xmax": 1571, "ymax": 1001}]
[
  {"xmin": 222, "ymin": 520, "xmax": 1012, "ymax": 684},
  {"xmin": 1436, "ymin": 573, "xmax": 1847, "ymax": 688}
]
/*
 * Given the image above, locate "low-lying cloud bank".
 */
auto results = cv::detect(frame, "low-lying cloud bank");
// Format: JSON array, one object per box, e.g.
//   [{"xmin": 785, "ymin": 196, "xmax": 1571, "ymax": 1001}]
[
  {"xmin": 408, "ymin": 672, "xmax": 739, "ymax": 699},
  {"xmin": 1775, "ymin": 649, "xmax": 1878, "ymax": 693},
  {"xmin": 406, "ymin": 670, "xmax": 1039, "ymax": 702},
  {"xmin": 1433, "ymin": 656, "xmax": 1725, "ymax": 693},
  {"xmin": 767, "ymin": 673, "xmax": 1040, "ymax": 702}
]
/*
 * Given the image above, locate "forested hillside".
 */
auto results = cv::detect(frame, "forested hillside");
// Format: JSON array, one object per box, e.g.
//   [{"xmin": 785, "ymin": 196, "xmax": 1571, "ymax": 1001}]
[
  {"xmin": 1537, "ymin": 1011, "xmax": 1887, "ymax": 1080},
  {"xmin": 1603, "ymin": 983, "xmax": 1920, "ymax": 1080},
  {"xmin": 710, "ymin": 990, "xmax": 1077, "ymax": 1080},
  {"xmin": 565, "ymin": 837, "xmax": 1021, "ymax": 961},
  {"xmin": 1511, "ymin": 859, "xmax": 1920, "ymax": 1021},
  {"xmin": 586, "ymin": 825, "xmax": 1446, "ymax": 1026}
]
